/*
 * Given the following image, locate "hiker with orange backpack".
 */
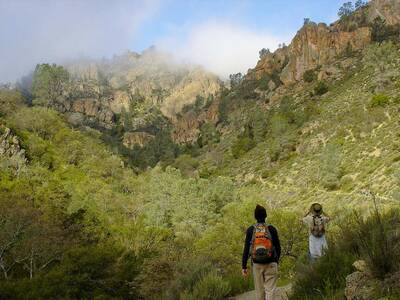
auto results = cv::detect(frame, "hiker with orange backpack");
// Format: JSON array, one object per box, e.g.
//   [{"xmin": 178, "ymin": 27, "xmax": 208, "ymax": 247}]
[
  {"xmin": 242, "ymin": 205, "xmax": 281, "ymax": 300},
  {"xmin": 302, "ymin": 203, "xmax": 331, "ymax": 261}
]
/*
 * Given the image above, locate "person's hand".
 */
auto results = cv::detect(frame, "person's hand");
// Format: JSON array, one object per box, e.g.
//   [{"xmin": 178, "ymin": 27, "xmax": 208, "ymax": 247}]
[{"xmin": 242, "ymin": 269, "xmax": 248, "ymax": 277}]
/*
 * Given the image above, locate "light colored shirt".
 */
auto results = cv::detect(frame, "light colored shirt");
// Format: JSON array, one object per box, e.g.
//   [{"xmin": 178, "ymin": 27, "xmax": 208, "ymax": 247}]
[
  {"xmin": 302, "ymin": 214, "xmax": 330, "ymax": 235},
  {"xmin": 302, "ymin": 214, "xmax": 330, "ymax": 258}
]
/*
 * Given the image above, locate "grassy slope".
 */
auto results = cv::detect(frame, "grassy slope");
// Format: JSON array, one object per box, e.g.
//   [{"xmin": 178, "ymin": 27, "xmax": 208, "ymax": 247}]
[{"xmin": 196, "ymin": 46, "xmax": 400, "ymax": 215}]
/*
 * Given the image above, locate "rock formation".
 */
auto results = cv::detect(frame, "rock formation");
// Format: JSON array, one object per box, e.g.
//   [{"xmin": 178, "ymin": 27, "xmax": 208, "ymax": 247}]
[
  {"xmin": 368, "ymin": 0, "xmax": 400, "ymax": 25},
  {"xmin": 345, "ymin": 260, "xmax": 378, "ymax": 300},
  {"xmin": 58, "ymin": 47, "xmax": 222, "ymax": 145},
  {"xmin": 0, "ymin": 125, "xmax": 27, "ymax": 172},
  {"xmin": 248, "ymin": 24, "xmax": 371, "ymax": 85},
  {"xmin": 247, "ymin": 0, "xmax": 399, "ymax": 85}
]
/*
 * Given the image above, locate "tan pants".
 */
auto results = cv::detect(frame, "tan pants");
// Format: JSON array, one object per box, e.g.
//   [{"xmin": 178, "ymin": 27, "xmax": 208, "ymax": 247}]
[{"xmin": 252, "ymin": 262, "xmax": 278, "ymax": 300}]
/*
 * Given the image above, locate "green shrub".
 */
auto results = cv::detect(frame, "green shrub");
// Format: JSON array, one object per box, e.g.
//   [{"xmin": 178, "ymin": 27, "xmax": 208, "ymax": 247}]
[
  {"xmin": 234, "ymin": 79, "xmax": 258, "ymax": 100},
  {"xmin": 218, "ymin": 94, "xmax": 231, "ymax": 124},
  {"xmin": 173, "ymin": 154, "xmax": 199, "ymax": 177},
  {"xmin": 290, "ymin": 244, "xmax": 355, "ymax": 300},
  {"xmin": 197, "ymin": 122, "xmax": 220, "ymax": 147},
  {"xmin": 290, "ymin": 208, "xmax": 400, "ymax": 299},
  {"xmin": 231, "ymin": 135, "xmax": 256, "ymax": 159},
  {"xmin": 303, "ymin": 70, "xmax": 317, "ymax": 83},
  {"xmin": 370, "ymin": 93, "xmax": 390, "ymax": 107},
  {"xmin": 258, "ymin": 74, "xmax": 272, "ymax": 90},
  {"xmin": 314, "ymin": 81, "xmax": 329, "ymax": 95},
  {"xmin": 319, "ymin": 143, "xmax": 343, "ymax": 190},
  {"xmin": 351, "ymin": 208, "xmax": 400, "ymax": 279},
  {"xmin": 189, "ymin": 271, "xmax": 231, "ymax": 300},
  {"xmin": 371, "ymin": 17, "xmax": 400, "ymax": 43}
]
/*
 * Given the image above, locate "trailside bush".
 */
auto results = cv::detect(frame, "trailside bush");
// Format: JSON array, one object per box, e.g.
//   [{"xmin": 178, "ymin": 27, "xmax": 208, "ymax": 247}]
[
  {"xmin": 303, "ymin": 70, "xmax": 317, "ymax": 83},
  {"xmin": 370, "ymin": 93, "xmax": 390, "ymax": 107},
  {"xmin": 351, "ymin": 208, "xmax": 400, "ymax": 279},
  {"xmin": 188, "ymin": 271, "xmax": 231, "ymax": 300},
  {"xmin": 231, "ymin": 135, "xmax": 256, "ymax": 159},
  {"xmin": 314, "ymin": 81, "xmax": 329, "ymax": 95},
  {"xmin": 290, "ymin": 208, "xmax": 400, "ymax": 299},
  {"xmin": 173, "ymin": 154, "xmax": 199, "ymax": 177},
  {"xmin": 319, "ymin": 143, "xmax": 343, "ymax": 190},
  {"xmin": 0, "ymin": 244, "xmax": 141, "ymax": 300},
  {"xmin": 290, "ymin": 244, "xmax": 356, "ymax": 300}
]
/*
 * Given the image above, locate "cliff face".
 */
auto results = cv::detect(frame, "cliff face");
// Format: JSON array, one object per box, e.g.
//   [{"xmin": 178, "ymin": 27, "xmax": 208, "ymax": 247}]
[
  {"xmin": 57, "ymin": 48, "xmax": 222, "ymax": 146},
  {"xmin": 65, "ymin": 49, "xmax": 221, "ymax": 118},
  {"xmin": 248, "ymin": 24, "xmax": 371, "ymax": 84},
  {"xmin": 281, "ymin": 25, "xmax": 371, "ymax": 84},
  {"xmin": 368, "ymin": 0, "xmax": 400, "ymax": 25},
  {"xmin": 248, "ymin": 0, "xmax": 399, "ymax": 85},
  {"xmin": 171, "ymin": 101, "xmax": 219, "ymax": 144},
  {"xmin": 0, "ymin": 125, "xmax": 27, "ymax": 172}
]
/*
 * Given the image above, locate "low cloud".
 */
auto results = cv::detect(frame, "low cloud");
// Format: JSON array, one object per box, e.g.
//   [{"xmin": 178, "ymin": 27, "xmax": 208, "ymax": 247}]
[
  {"xmin": 158, "ymin": 21, "xmax": 286, "ymax": 79},
  {"xmin": 0, "ymin": 0, "xmax": 160, "ymax": 83}
]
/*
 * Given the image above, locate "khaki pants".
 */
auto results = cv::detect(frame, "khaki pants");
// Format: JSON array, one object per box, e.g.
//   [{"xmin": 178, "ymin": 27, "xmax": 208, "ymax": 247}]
[{"xmin": 252, "ymin": 262, "xmax": 278, "ymax": 300}]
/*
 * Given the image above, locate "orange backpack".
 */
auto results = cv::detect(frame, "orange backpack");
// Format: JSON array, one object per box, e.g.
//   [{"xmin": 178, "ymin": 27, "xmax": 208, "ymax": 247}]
[{"xmin": 250, "ymin": 223, "xmax": 276, "ymax": 264}]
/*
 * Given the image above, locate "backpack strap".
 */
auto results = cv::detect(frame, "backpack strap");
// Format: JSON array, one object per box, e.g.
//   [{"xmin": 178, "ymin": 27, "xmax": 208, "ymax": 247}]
[
  {"xmin": 249, "ymin": 224, "xmax": 257, "ymax": 258},
  {"xmin": 265, "ymin": 224, "xmax": 273, "ymax": 239}
]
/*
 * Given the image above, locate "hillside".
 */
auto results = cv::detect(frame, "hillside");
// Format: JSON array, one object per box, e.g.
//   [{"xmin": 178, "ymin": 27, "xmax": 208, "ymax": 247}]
[
  {"xmin": 29, "ymin": 47, "xmax": 222, "ymax": 170},
  {"xmin": 1, "ymin": 0, "xmax": 400, "ymax": 299}
]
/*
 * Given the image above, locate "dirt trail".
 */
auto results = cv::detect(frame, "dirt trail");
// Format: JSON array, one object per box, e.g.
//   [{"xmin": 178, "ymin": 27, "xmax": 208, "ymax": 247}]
[{"xmin": 232, "ymin": 284, "xmax": 292, "ymax": 300}]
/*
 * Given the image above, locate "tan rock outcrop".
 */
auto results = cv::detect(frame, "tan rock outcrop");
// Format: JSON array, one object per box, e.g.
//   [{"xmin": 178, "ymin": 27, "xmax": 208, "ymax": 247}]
[
  {"xmin": 280, "ymin": 25, "xmax": 371, "ymax": 84},
  {"xmin": 248, "ymin": 47, "xmax": 289, "ymax": 81},
  {"xmin": 71, "ymin": 99, "xmax": 115, "ymax": 128},
  {"xmin": 161, "ymin": 68, "xmax": 221, "ymax": 118},
  {"xmin": 368, "ymin": 0, "xmax": 400, "ymax": 26},
  {"xmin": 171, "ymin": 101, "xmax": 219, "ymax": 144},
  {"xmin": 63, "ymin": 48, "xmax": 222, "ymax": 141},
  {"xmin": 248, "ymin": 24, "xmax": 371, "ymax": 85},
  {"xmin": 0, "ymin": 125, "xmax": 27, "ymax": 172},
  {"xmin": 247, "ymin": 0, "xmax": 400, "ymax": 86}
]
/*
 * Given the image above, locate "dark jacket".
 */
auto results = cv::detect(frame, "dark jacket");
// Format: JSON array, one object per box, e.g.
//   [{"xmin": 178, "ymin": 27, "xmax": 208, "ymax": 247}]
[{"xmin": 242, "ymin": 223, "xmax": 281, "ymax": 269}]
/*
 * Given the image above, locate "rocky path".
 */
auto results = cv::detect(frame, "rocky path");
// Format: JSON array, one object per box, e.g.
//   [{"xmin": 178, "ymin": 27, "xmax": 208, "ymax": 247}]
[{"xmin": 232, "ymin": 284, "xmax": 292, "ymax": 300}]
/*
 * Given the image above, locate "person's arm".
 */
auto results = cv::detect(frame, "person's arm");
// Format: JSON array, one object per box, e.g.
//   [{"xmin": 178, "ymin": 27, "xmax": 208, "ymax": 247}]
[
  {"xmin": 302, "ymin": 213, "xmax": 310, "ymax": 224},
  {"xmin": 323, "ymin": 212, "xmax": 331, "ymax": 222},
  {"xmin": 242, "ymin": 227, "xmax": 253, "ymax": 274},
  {"xmin": 269, "ymin": 226, "xmax": 281, "ymax": 261}
]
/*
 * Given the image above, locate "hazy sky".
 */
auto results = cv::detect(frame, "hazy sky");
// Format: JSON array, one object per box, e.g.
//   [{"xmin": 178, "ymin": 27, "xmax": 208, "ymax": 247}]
[{"xmin": 0, "ymin": 0, "xmax": 350, "ymax": 83}]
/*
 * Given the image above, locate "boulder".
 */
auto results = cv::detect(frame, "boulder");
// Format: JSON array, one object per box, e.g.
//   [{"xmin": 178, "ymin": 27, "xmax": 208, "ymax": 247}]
[
  {"xmin": 0, "ymin": 125, "xmax": 27, "ymax": 172},
  {"xmin": 345, "ymin": 260, "xmax": 377, "ymax": 300}
]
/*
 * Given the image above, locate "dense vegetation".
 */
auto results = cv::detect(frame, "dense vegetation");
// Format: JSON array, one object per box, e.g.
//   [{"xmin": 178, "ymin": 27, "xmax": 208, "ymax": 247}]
[
  {"xmin": 2, "ymin": 1, "xmax": 400, "ymax": 298},
  {"xmin": 290, "ymin": 205, "xmax": 400, "ymax": 299}
]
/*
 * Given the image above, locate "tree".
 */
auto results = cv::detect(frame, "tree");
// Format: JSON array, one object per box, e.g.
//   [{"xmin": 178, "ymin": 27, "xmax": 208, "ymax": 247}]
[
  {"xmin": 303, "ymin": 69, "xmax": 317, "ymax": 83},
  {"xmin": 303, "ymin": 18, "xmax": 311, "ymax": 26},
  {"xmin": 371, "ymin": 17, "xmax": 400, "ymax": 43},
  {"xmin": 229, "ymin": 73, "xmax": 243, "ymax": 88},
  {"xmin": 0, "ymin": 196, "xmax": 66, "ymax": 280},
  {"xmin": 338, "ymin": 2, "xmax": 354, "ymax": 18},
  {"xmin": 259, "ymin": 48, "xmax": 270, "ymax": 59},
  {"xmin": 314, "ymin": 81, "xmax": 329, "ymax": 95},
  {"xmin": 197, "ymin": 122, "xmax": 220, "ymax": 147},
  {"xmin": 31, "ymin": 64, "xmax": 69, "ymax": 106},
  {"xmin": 355, "ymin": 0, "xmax": 367, "ymax": 9}
]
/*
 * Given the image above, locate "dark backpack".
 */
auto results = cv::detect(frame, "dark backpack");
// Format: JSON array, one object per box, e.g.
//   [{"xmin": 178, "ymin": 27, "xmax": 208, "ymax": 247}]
[
  {"xmin": 311, "ymin": 216, "xmax": 325, "ymax": 237},
  {"xmin": 250, "ymin": 223, "xmax": 277, "ymax": 264}
]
